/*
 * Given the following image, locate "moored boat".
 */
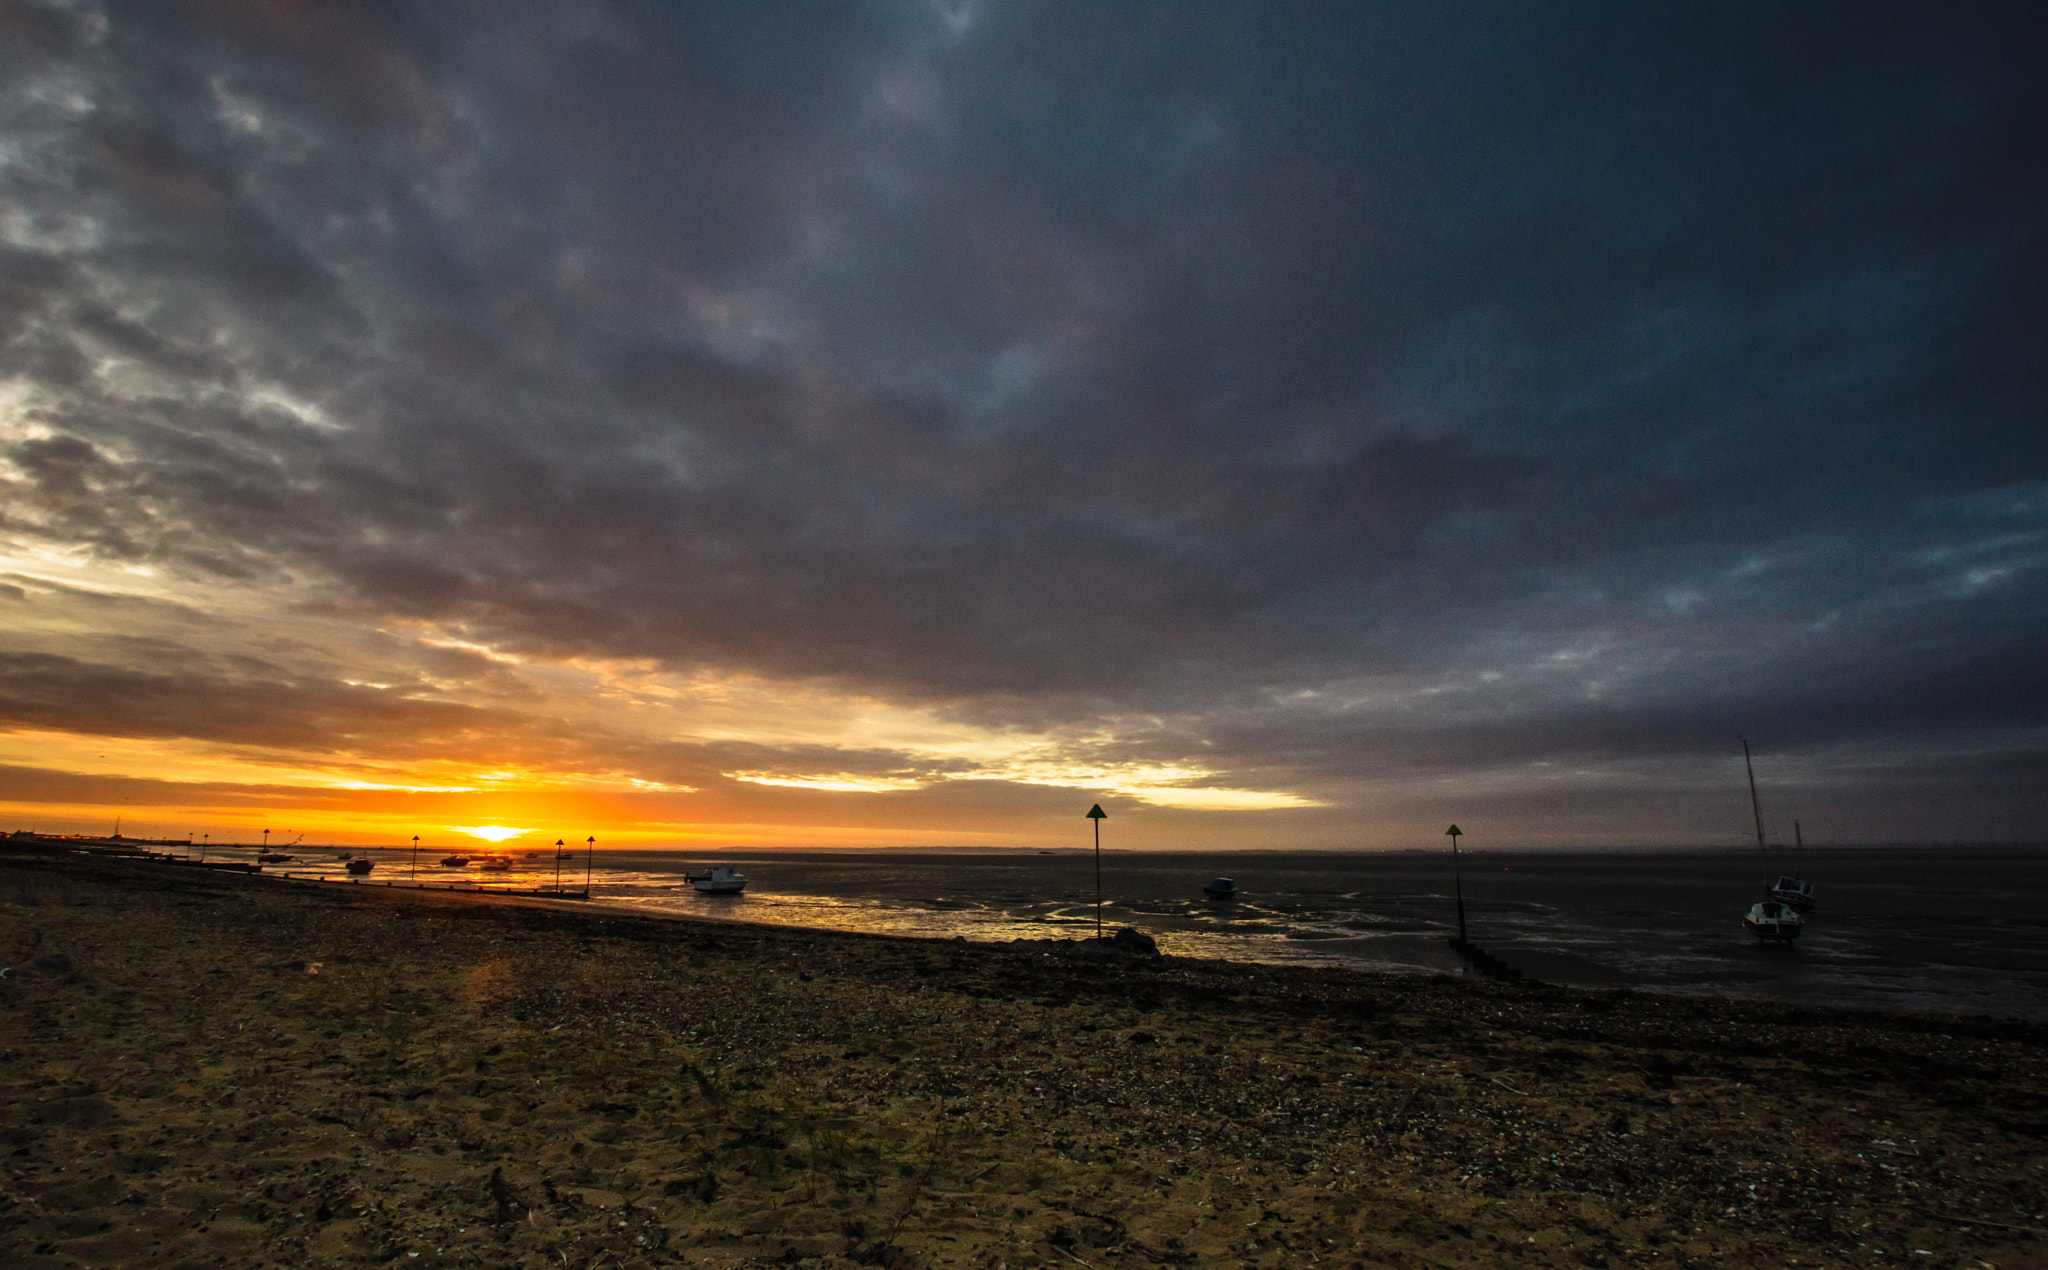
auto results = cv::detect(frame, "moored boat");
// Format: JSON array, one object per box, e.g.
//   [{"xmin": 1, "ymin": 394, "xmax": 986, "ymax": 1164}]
[
  {"xmin": 258, "ymin": 852, "xmax": 294, "ymax": 864},
  {"xmin": 1741, "ymin": 738, "xmax": 1814, "ymax": 941},
  {"xmin": 1769, "ymin": 874, "xmax": 1816, "ymax": 912},
  {"xmin": 477, "ymin": 855, "xmax": 514, "ymax": 872},
  {"xmin": 1745, "ymin": 900, "xmax": 1804, "ymax": 942},
  {"xmin": 1203, "ymin": 877, "xmax": 1238, "ymax": 900},
  {"xmin": 345, "ymin": 858, "xmax": 374, "ymax": 876},
  {"xmin": 440, "ymin": 854, "xmax": 469, "ymax": 868},
  {"xmin": 1767, "ymin": 821, "xmax": 1817, "ymax": 911},
  {"xmin": 685, "ymin": 866, "xmax": 747, "ymax": 895}
]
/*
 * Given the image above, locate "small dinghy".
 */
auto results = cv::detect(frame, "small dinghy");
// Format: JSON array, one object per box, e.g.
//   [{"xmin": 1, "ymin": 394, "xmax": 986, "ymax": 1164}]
[
  {"xmin": 258, "ymin": 852, "xmax": 294, "ymax": 864},
  {"xmin": 1202, "ymin": 877, "xmax": 1238, "ymax": 900},
  {"xmin": 477, "ymin": 855, "xmax": 514, "ymax": 872},
  {"xmin": 345, "ymin": 858, "xmax": 374, "ymax": 876},
  {"xmin": 1745, "ymin": 900, "xmax": 1804, "ymax": 943},
  {"xmin": 685, "ymin": 866, "xmax": 747, "ymax": 895}
]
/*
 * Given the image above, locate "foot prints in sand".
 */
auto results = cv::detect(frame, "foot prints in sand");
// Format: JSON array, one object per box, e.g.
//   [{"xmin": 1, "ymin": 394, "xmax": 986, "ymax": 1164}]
[{"xmin": 1, "ymin": 851, "xmax": 2045, "ymax": 1267}]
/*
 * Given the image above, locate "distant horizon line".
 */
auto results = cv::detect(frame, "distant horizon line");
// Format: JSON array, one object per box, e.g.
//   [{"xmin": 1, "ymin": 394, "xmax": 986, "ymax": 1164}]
[{"xmin": 16, "ymin": 832, "xmax": 2042, "ymax": 855}]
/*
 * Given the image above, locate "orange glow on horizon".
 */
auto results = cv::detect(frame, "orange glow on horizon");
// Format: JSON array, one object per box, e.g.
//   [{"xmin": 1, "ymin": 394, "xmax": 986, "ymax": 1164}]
[{"xmin": 0, "ymin": 797, "xmax": 1049, "ymax": 850}]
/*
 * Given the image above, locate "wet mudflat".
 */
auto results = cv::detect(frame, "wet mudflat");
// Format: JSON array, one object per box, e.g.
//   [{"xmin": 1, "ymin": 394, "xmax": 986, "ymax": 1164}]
[{"xmin": 2, "ymin": 849, "xmax": 2044, "ymax": 1269}]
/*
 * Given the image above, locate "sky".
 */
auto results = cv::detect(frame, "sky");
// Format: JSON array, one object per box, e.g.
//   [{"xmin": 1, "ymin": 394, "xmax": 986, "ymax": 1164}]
[{"xmin": 1, "ymin": 1, "xmax": 2043, "ymax": 852}]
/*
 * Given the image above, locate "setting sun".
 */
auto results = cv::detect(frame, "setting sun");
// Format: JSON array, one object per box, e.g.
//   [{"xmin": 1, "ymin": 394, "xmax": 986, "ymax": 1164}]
[{"xmin": 452, "ymin": 826, "xmax": 530, "ymax": 843}]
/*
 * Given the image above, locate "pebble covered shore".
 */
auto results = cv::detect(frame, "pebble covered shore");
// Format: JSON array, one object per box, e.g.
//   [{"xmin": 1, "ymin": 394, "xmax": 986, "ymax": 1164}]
[{"xmin": 2, "ymin": 849, "xmax": 2044, "ymax": 1268}]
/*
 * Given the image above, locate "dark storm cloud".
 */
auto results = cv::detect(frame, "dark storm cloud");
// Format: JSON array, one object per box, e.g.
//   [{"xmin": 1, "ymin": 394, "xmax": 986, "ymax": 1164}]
[
  {"xmin": 0, "ymin": 647, "xmax": 536, "ymax": 758},
  {"xmin": 2, "ymin": 0, "xmax": 2045, "ymax": 836}
]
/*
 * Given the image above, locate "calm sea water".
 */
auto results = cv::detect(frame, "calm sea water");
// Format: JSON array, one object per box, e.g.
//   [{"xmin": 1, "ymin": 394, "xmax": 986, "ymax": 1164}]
[{"xmin": 248, "ymin": 844, "xmax": 2048, "ymax": 1020}]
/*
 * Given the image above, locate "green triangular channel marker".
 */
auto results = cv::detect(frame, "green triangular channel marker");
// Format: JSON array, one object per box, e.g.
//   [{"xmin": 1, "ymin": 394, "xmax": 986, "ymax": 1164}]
[{"xmin": 1086, "ymin": 804, "xmax": 1107, "ymax": 819}]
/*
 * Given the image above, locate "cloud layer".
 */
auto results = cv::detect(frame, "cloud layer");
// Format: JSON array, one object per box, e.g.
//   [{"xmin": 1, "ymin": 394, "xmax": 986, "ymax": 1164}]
[{"xmin": 2, "ymin": 1, "xmax": 2044, "ymax": 845}]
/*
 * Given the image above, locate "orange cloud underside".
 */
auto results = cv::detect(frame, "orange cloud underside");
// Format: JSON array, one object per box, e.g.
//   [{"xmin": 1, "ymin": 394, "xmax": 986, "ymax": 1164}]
[{"xmin": 0, "ymin": 734, "xmax": 1058, "ymax": 848}]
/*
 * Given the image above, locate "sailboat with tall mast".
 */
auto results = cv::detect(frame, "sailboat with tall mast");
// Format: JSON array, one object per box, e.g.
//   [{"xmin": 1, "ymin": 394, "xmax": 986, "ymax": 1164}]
[{"xmin": 1740, "ymin": 737, "xmax": 1806, "ymax": 943}]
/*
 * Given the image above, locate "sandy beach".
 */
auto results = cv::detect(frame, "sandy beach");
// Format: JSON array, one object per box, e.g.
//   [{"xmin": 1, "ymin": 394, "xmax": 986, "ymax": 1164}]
[{"xmin": 2, "ymin": 846, "xmax": 2044, "ymax": 1269}]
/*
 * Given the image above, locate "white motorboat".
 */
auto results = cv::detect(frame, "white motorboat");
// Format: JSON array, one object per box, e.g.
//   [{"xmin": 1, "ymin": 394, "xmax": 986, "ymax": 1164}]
[
  {"xmin": 686, "ymin": 866, "xmax": 747, "ymax": 895},
  {"xmin": 1745, "ymin": 900, "xmax": 1804, "ymax": 942}
]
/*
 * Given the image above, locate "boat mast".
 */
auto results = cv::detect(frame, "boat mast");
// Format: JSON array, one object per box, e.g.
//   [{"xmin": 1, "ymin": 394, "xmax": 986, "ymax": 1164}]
[{"xmin": 1742, "ymin": 736, "xmax": 1768, "ymax": 892}]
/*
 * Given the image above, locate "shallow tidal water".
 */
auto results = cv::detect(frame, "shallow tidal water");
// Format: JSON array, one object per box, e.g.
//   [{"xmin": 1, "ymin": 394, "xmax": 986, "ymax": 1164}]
[{"xmin": 245, "ymin": 843, "xmax": 2048, "ymax": 1020}]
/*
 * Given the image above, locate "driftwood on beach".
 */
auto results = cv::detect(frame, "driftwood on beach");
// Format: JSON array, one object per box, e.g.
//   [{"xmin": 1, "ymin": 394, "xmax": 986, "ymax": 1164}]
[{"xmin": 1, "ymin": 847, "xmax": 2043, "ymax": 1268}]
